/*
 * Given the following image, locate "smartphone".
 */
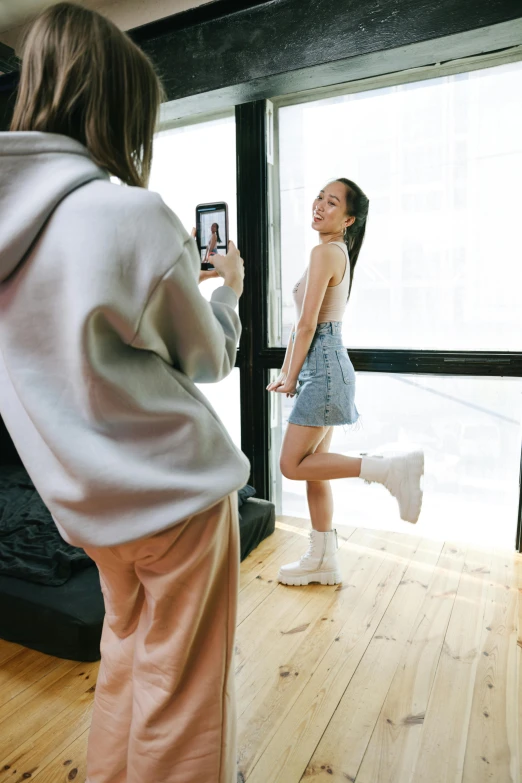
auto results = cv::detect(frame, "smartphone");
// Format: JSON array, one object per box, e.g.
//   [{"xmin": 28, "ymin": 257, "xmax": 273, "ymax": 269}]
[{"xmin": 196, "ymin": 202, "xmax": 229, "ymax": 270}]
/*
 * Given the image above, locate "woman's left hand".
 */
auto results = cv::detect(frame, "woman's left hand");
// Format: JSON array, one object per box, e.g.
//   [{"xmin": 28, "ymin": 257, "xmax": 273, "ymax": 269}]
[{"xmin": 275, "ymin": 378, "xmax": 298, "ymax": 397}]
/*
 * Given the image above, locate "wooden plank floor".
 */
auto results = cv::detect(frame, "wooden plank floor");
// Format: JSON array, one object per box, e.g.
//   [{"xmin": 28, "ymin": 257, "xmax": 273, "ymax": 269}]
[{"xmin": 0, "ymin": 517, "xmax": 520, "ymax": 783}]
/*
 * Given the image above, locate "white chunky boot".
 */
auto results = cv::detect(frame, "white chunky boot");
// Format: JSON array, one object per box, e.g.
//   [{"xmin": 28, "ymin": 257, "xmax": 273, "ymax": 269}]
[
  {"xmin": 278, "ymin": 529, "xmax": 341, "ymax": 586},
  {"xmin": 359, "ymin": 451, "xmax": 424, "ymax": 523}
]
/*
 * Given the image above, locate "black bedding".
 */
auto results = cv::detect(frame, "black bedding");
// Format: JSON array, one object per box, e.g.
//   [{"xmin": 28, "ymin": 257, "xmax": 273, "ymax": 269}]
[
  {"xmin": 0, "ymin": 467, "xmax": 265, "ymax": 587},
  {"xmin": 0, "ymin": 466, "xmax": 92, "ymax": 586},
  {"xmin": 0, "ymin": 495, "xmax": 275, "ymax": 661}
]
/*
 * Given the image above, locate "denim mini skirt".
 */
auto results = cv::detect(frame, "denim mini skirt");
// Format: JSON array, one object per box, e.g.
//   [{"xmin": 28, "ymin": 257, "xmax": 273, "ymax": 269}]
[{"xmin": 288, "ymin": 321, "xmax": 359, "ymax": 428}]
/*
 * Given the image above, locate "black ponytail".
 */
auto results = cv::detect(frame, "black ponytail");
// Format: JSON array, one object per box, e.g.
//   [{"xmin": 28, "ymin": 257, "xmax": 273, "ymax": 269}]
[{"xmin": 335, "ymin": 178, "xmax": 370, "ymax": 297}]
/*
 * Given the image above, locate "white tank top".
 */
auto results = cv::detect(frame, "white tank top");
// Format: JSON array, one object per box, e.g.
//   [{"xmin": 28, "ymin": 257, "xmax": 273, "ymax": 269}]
[{"xmin": 292, "ymin": 241, "xmax": 350, "ymax": 323}]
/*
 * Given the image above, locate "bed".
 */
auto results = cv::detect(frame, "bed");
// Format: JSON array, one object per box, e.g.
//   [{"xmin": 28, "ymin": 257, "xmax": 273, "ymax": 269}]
[{"xmin": 0, "ymin": 419, "xmax": 275, "ymax": 661}]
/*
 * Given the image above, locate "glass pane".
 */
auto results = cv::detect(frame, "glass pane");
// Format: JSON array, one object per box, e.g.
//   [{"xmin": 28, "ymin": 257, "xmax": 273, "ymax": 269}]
[
  {"xmin": 275, "ymin": 61, "xmax": 522, "ymax": 350},
  {"xmin": 149, "ymin": 116, "xmax": 241, "ymax": 446},
  {"xmin": 271, "ymin": 374, "xmax": 522, "ymax": 549},
  {"xmin": 150, "ymin": 115, "xmax": 237, "ymax": 301},
  {"xmin": 196, "ymin": 368, "xmax": 241, "ymax": 449}
]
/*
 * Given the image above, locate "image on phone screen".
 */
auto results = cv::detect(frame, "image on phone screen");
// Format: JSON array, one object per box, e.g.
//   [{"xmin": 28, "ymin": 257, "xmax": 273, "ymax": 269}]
[{"xmin": 196, "ymin": 202, "xmax": 228, "ymax": 269}]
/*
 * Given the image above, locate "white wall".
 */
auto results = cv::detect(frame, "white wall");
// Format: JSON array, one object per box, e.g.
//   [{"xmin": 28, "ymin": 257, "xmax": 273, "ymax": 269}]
[{"xmin": 0, "ymin": 0, "xmax": 211, "ymax": 52}]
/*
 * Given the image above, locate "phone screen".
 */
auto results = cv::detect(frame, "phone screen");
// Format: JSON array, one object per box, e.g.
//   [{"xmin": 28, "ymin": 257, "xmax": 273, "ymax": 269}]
[{"xmin": 196, "ymin": 202, "xmax": 228, "ymax": 269}]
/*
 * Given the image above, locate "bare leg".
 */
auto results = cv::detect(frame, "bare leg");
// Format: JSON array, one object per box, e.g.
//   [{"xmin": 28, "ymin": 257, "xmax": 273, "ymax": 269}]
[
  {"xmin": 307, "ymin": 427, "xmax": 334, "ymax": 533},
  {"xmin": 279, "ymin": 423, "xmax": 424, "ymax": 532},
  {"xmin": 278, "ymin": 425, "xmax": 344, "ymax": 586},
  {"xmin": 280, "ymin": 423, "xmax": 362, "ymax": 482}
]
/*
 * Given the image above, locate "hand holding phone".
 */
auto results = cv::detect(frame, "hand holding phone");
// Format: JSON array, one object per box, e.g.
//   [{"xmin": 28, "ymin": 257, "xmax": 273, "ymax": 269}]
[
  {"xmin": 212, "ymin": 242, "xmax": 244, "ymax": 298},
  {"xmin": 196, "ymin": 202, "xmax": 229, "ymax": 270}
]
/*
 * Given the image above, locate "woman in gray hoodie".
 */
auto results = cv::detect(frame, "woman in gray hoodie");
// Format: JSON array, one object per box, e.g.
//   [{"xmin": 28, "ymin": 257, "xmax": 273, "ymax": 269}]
[{"xmin": 0, "ymin": 4, "xmax": 249, "ymax": 782}]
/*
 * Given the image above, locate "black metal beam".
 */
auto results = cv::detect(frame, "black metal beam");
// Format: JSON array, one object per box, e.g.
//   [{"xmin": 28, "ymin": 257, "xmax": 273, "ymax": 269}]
[
  {"xmin": 155, "ymin": 28, "xmax": 522, "ymax": 123},
  {"xmin": 236, "ymin": 100, "xmax": 271, "ymax": 499},
  {"xmin": 258, "ymin": 349, "xmax": 522, "ymax": 377}
]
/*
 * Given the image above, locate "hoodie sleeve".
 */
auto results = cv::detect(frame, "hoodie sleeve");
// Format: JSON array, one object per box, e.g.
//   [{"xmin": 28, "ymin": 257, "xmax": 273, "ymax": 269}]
[{"xmin": 130, "ymin": 197, "xmax": 241, "ymax": 383}]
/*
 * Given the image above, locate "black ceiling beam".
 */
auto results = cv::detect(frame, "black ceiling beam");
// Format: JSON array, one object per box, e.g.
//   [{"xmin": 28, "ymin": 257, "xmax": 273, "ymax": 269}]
[
  {"xmin": 2, "ymin": 0, "xmax": 521, "ymax": 128},
  {"xmin": 130, "ymin": 0, "xmax": 522, "ymax": 117}
]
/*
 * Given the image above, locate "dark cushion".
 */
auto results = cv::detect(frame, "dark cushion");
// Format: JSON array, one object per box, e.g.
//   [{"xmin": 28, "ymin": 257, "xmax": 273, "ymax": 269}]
[{"xmin": 237, "ymin": 484, "xmax": 256, "ymax": 507}]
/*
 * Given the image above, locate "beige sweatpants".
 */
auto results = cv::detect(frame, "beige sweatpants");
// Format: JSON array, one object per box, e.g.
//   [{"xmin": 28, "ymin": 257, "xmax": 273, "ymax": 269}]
[{"xmin": 83, "ymin": 492, "xmax": 239, "ymax": 783}]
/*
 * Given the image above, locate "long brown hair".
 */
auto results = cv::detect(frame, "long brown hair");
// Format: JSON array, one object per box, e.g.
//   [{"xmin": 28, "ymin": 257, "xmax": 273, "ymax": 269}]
[{"xmin": 10, "ymin": 2, "xmax": 163, "ymax": 188}]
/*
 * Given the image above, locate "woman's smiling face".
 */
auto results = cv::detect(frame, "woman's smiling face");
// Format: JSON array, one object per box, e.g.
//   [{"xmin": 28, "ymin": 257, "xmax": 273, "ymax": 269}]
[{"xmin": 312, "ymin": 181, "xmax": 354, "ymax": 234}]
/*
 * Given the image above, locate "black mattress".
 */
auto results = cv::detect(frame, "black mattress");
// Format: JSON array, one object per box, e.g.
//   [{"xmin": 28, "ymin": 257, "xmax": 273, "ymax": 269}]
[
  {"xmin": 0, "ymin": 563, "xmax": 105, "ymax": 661},
  {"xmin": 0, "ymin": 496, "xmax": 275, "ymax": 661}
]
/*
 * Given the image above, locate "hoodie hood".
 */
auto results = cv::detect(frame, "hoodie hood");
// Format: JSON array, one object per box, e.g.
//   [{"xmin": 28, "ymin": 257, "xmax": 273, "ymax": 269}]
[{"xmin": 0, "ymin": 132, "xmax": 109, "ymax": 282}]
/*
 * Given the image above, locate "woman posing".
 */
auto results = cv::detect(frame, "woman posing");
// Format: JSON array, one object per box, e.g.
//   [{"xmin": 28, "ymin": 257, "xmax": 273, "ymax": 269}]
[
  {"xmin": 267, "ymin": 179, "xmax": 424, "ymax": 586},
  {"xmin": 204, "ymin": 221, "xmax": 221, "ymax": 263}
]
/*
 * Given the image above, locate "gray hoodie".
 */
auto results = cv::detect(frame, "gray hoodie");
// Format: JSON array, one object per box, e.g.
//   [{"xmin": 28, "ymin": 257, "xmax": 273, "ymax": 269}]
[{"xmin": 0, "ymin": 132, "xmax": 250, "ymax": 547}]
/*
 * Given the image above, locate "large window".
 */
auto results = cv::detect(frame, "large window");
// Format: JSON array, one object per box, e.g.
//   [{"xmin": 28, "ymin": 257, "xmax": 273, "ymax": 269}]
[
  {"xmin": 272, "ymin": 374, "xmax": 522, "ymax": 549},
  {"xmin": 274, "ymin": 61, "xmax": 522, "ymax": 350},
  {"xmin": 268, "ymin": 58, "xmax": 522, "ymax": 549},
  {"xmin": 141, "ymin": 63, "xmax": 522, "ymax": 550},
  {"xmin": 149, "ymin": 115, "xmax": 241, "ymax": 448},
  {"xmin": 150, "ymin": 114, "xmax": 237, "ymax": 302}
]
